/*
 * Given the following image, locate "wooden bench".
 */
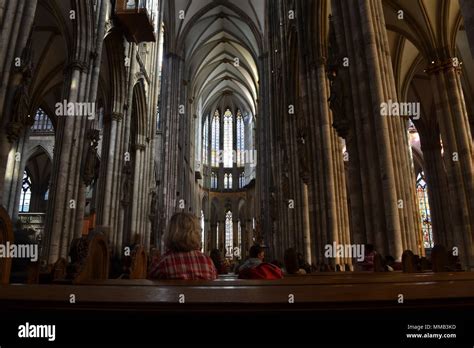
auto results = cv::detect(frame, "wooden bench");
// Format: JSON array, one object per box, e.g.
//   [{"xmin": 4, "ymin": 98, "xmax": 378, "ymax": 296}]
[
  {"xmin": 402, "ymin": 250, "xmax": 416, "ymax": 273},
  {"xmin": 130, "ymin": 245, "xmax": 148, "ymax": 279},
  {"xmin": 0, "ymin": 206, "xmax": 13, "ymax": 285},
  {"xmin": 431, "ymin": 244, "xmax": 448, "ymax": 272},
  {"xmin": 1, "ymin": 272, "xmax": 474, "ymax": 317},
  {"xmin": 74, "ymin": 234, "xmax": 109, "ymax": 283}
]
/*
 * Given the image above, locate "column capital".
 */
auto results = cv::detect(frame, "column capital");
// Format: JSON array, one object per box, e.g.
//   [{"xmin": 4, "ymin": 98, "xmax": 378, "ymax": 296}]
[
  {"xmin": 65, "ymin": 59, "xmax": 89, "ymax": 74},
  {"xmin": 425, "ymin": 58, "xmax": 462, "ymax": 74},
  {"xmin": 133, "ymin": 143, "xmax": 146, "ymax": 151},
  {"xmin": 166, "ymin": 52, "xmax": 184, "ymax": 61},
  {"xmin": 111, "ymin": 112, "xmax": 124, "ymax": 121}
]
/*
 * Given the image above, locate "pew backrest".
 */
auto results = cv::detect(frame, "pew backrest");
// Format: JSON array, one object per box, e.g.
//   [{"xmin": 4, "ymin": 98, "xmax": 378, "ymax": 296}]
[
  {"xmin": 374, "ymin": 253, "xmax": 385, "ymax": 272},
  {"xmin": 52, "ymin": 257, "xmax": 68, "ymax": 281},
  {"xmin": 0, "ymin": 206, "xmax": 13, "ymax": 284},
  {"xmin": 74, "ymin": 234, "xmax": 109, "ymax": 283},
  {"xmin": 402, "ymin": 250, "xmax": 416, "ymax": 273},
  {"xmin": 431, "ymin": 244, "xmax": 448, "ymax": 272},
  {"xmin": 130, "ymin": 245, "xmax": 147, "ymax": 279}
]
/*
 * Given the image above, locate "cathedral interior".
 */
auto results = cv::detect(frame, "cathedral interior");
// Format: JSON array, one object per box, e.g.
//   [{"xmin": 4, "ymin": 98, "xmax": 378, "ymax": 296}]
[{"xmin": 0, "ymin": 0, "xmax": 474, "ymax": 343}]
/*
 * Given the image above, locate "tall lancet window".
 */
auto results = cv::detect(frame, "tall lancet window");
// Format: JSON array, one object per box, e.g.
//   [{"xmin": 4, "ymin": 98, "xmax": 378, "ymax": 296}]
[
  {"xmin": 211, "ymin": 172, "xmax": 218, "ymax": 189},
  {"xmin": 202, "ymin": 116, "xmax": 209, "ymax": 165},
  {"xmin": 19, "ymin": 171, "xmax": 32, "ymax": 212},
  {"xmin": 416, "ymin": 172, "xmax": 433, "ymax": 249},
  {"xmin": 239, "ymin": 172, "xmax": 245, "ymax": 188},
  {"xmin": 211, "ymin": 110, "xmax": 220, "ymax": 167},
  {"xmin": 225, "ymin": 210, "xmax": 233, "ymax": 257},
  {"xmin": 223, "ymin": 109, "xmax": 233, "ymax": 168},
  {"xmin": 237, "ymin": 220, "xmax": 242, "ymax": 256},
  {"xmin": 224, "ymin": 173, "xmax": 232, "ymax": 189},
  {"xmin": 237, "ymin": 110, "xmax": 244, "ymax": 166}
]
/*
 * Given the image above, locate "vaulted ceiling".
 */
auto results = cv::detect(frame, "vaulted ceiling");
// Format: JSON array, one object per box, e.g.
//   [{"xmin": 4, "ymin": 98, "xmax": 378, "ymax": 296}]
[
  {"xmin": 164, "ymin": 0, "xmax": 265, "ymax": 117},
  {"xmin": 383, "ymin": 0, "xmax": 473, "ymax": 131}
]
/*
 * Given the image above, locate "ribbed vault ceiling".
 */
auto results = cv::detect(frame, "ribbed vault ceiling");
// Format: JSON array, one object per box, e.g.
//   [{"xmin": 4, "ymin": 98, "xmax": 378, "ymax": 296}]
[{"xmin": 166, "ymin": 0, "xmax": 264, "ymax": 116}]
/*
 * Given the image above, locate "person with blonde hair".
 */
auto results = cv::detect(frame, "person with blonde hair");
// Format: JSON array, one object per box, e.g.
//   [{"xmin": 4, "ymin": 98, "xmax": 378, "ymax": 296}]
[{"xmin": 148, "ymin": 212, "xmax": 217, "ymax": 280}]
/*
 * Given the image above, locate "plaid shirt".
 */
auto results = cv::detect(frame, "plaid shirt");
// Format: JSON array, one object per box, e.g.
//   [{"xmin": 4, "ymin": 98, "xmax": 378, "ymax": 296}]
[{"xmin": 149, "ymin": 250, "xmax": 217, "ymax": 280}]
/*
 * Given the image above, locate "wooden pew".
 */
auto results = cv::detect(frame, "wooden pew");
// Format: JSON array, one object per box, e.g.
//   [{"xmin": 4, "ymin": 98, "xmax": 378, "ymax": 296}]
[
  {"xmin": 373, "ymin": 253, "xmax": 385, "ymax": 272},
  {"xmin": 1, "ymin": 272, "xmax": 474, "ymax": 316},
  {"xmin": 52, "ymin": 257, "xmax": 68, "ymax": 282},
  {"xmin": 402, "ymin": 250, "xmax": 416, "ymax": 273},
  {"xmin": 0, "ymin": 206, "xmax": 13, "ymax": 285},
  {"xmin": 130, "ymin": 245, "xmax": 148, "ymax": 279},
  {"xmin": 431, "ymin": 244, "xmax": 448, "ymax": 272},
  {"xmin": 74, "ymin": 234, "xmax": 109, "ymax": 283}
]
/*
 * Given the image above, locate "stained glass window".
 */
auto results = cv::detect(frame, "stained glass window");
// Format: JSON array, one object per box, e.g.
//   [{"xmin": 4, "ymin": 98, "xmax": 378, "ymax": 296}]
[
  {"xmin": 19, "ymin": 171, "xmax": 32, "ymax": 212},
  {"xmin": 223, "ymin": 109, "xmax": 233, "ymax": 168},
  {"xmin": 416, "ymin": 172, "xmax": 433, "ymax": 249},
  {"xmin": 224, "ymin": 173, "xmax": 232, "ymax": 189},
  {"xmin": 211, "ymin": 171, "xmax": 218, "ymax": 189},
  {"xmin": 225, "ymin": 210, "xmax": 233, "ymax": 257},
  {"xmin": 237, "ymin": 110, "xmax": 244, "ymax": 166},
  {"xmin": 31, "ymin": 108, "xmax": 53, "ymax": 132},
  {"xmin": 239, "ymin": 172, "xmax": 245, "ymax": 188},
  {"xmin": 237, "ymin": 220, "xmax": 242, "ymax": 257},
  {"xmin": 211, "ymin": 110, "xmax": 220, "ymax": 167},
  {"xmin": 202, "ymin": 116, "xmax": 208, "ymax": 165}
]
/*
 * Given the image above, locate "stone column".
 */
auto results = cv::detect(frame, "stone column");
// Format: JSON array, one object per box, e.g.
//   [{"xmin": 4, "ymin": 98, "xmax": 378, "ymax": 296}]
[
  {"xmin": 218, "ymin": 220, "xmax": 225, "ymax": 253},
  {"xmin": 415, "ymin": 122, "xmax": 453, "ymax": 248},
  {"xmin": 426, "ymin": 58, "xmax": 474, "ymax": 267},
  {"xmin": 204, "ymin": 218, "xmax": 210, "ymax": 253},
  {"xmin": 130, "ymin": 143, "xmax": 145, "ymax": 241},
  {"xmin": 210, "ymin": 223, "xmax": 217, "ymax": 250},
  {"xmin": 301, "ymin": 182, "xmax": 312, "ymax": 265},
  {"xmin": 43, "ymin": 0, "xmax": 107, "ymax": 264},
  {"xmin": 460, "ymin": 0, "xmax": 474, "ymax": 58},
  {"xmin": 0, "ymin": 1, "xmax": 37, "ymax": 203},
  {"xmin": 232, "ymin": 218, "xmax": 239, "ymax": 258},
  {"xmin": 330, "ymin": 0, "xmax": 421, "ymax": 260}
]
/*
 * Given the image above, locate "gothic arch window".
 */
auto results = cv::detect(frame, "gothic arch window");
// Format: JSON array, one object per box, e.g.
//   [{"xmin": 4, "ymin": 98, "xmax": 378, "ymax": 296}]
[
  {"xmin": 223, "ymin": 109, "xmax": 233, "ymax": 168},
  {"xmin": 211, "ymin": 110, "xmax": 220, "ymax": 167},
  {"xmin": 416, "ymin": 172, "xmax": 433, "ymax": 249},
  {"xmin": 19, "ymin": 171, "xmax": 32, "ymax": 212},
  {"xmin": 202, "ymin": 116, "xmax": 209, "ymax": 165},
  {"xmin": 211, "ymin": 172, "xmax": 218, "ymax": 189},
  {"xmin": 224, "ymin": 173, "xmax": 232, "ymax": 189},
  {"xmin": 239, "ymin": 172, "xmax": 245, "ymax": 188},
  {"xmin": 31, "ymin": 108, "xmax": 53, "ymax": 133},
  {"xmin": 225, "ymin": 210, "xmax": 233, "ymax": 257},
  {"xmin": 237, "ymin": 110, "xmax": 244, "ymax": 166},
  {"xmin": 237, "ymin": 220, "xmax": 242, "ymax": 256},
  {"xmin": 200, "ymin": 210, "xmax": 205, "ymax": 252}
]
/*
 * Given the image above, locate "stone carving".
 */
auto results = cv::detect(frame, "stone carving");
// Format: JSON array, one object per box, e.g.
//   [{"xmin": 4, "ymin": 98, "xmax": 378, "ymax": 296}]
[
  {"xmin": 327, "ymin": 15, "xmax": 349, "ymax": 139},
  {"xmin": 121, "ymin": 161, "xmax": 132, "ymax": 204},
  {"xmin": 297, "ymin": 129, "xmax": 311, "ymax": 184},
  {"xmin": 149, "ymin": 189, "xmax": 157, "ymax": 220},
  {"xmin": 7, "ymin": 62, "xmax": 33, "ymax": 143},
  {"xmin": 83, "ymin": 129, "xmax": 100, "ymax": 186}
]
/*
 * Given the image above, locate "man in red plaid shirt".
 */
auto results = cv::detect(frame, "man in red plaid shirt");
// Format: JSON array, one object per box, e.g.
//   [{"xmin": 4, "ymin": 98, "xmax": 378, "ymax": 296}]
[{"xmin": 149, "ymin": 212, "xmax": 217, "ymax": 280}]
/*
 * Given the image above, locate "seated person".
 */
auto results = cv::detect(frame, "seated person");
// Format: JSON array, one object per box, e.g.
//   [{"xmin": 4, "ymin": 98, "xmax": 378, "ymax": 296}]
[
  {"xmin": 283, "ymin": 248, "xmax": 307, "ymax": 275},
  {"xmin": 238, "ymin": 245, "xmax": 283, "ymax": 279},
  {"xmin": 355, "ymin": 244, "xmax": 376, "ymax": 271},
  {"xmin": 385, "ymin": 255, "xmax": 402, "ymax": 271},
  {"xmin": 238, "ymin": 245, "xmax": 265, "ymax": 272},
  {"xmin": 148, "ymin": 212, "xmax": 217, "ymax": 280},
  {"xmin": 210, "ymin": 249, "xmax": 228, "ymax": 274},
  {"xmin": 297, "ymin": 252, "xmax": 311, "ymax": 273}
]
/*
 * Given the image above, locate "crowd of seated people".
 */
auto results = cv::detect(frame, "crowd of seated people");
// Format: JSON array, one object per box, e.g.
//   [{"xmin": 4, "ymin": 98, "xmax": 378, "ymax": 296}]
[{"xmin": 148, "ymin": 212, "xmax": 459, "ymax": 280}]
